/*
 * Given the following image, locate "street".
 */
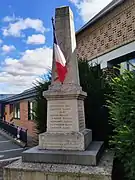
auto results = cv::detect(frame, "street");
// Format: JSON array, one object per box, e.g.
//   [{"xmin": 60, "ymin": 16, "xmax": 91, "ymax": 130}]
[{"xmin": 0, "ymin": 134, "xmax": 25, "ymax": 162}]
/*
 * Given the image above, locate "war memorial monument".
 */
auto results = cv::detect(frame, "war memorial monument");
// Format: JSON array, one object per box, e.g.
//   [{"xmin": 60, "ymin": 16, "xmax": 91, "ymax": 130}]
[{"xmin": 3, "ymin": 6, "xmax": 113, "ymax": 180}]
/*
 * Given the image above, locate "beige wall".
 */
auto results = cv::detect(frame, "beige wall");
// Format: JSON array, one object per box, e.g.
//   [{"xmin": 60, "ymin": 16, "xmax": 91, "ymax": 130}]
[{"xmin": 76, "ymin": 0, "xmax": 135, "ymax": 61}]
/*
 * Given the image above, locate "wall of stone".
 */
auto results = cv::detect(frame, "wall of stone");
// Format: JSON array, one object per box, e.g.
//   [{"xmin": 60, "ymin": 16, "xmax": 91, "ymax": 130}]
[
  {"xmin": 76, "ymin": 0, "xmax": 135, "ymax": 61},
  {"xmin": 4, "ymin": 170, "xmax": 111, "ymax": 180},
  {"xmin": 4, "ymin": 150, "xmax": 114, "ymax": 180}
]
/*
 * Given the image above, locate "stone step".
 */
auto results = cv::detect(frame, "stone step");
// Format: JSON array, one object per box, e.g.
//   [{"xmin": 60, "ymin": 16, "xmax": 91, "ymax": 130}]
[
  {"xmin": 3, "ymin": 151, "xmax": 114, "ymax": 180},
  {"xmin": 22, "ymin": 141, "xmax": 104, "ymax": 166}
]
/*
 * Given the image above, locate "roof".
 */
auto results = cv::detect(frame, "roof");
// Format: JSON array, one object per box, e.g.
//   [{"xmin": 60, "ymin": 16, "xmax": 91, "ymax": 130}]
[
  {"xmin": 0, "ymin": 94, "xmax": 15, "ymax": 100},
  {"xmin": 76, "ymin": 0, "xmax": 125, "ymax": 35},
  {"xmin": 0, "ymin": 87, "xmax": 37, "ymax": 103}
]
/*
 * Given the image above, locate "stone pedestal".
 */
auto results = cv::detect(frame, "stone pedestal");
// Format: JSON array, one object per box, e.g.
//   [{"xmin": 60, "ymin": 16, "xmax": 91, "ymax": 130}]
[
  {"xmin": 38, "ymin": 88, "xmax": 92, "ymax": 151},
  {"xmin": 22, "ymin": 87, "xmax": 103, "ymax": 166},
  {"xmin": 22, "ymin": 141, "xmax": 104, "ymax": 166},
  {"xmin": 39, "ymin": 130, "xmax": 92, "ymax": 151}
]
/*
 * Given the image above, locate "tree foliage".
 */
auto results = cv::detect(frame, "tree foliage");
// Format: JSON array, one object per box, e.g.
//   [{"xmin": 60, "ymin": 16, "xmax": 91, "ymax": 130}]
[
  {"xmin": 33, "ymin": 74, "xmax": 51, "ymax": 134},
  {"xmin": 108, "ymin": 70, "xmax": 135, "ymax": 180},
  {"xmin": 78, "ymin": 60, "xmax": 112, "ymax": 144}
]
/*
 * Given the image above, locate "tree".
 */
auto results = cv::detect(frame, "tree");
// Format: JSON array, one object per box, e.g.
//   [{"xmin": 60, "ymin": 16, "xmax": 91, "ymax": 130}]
[
  {"xmin": 33, "ymin": 74, "xmax": 51, "ymax": 135},
  {"xmin": 79, "ymin": 60, "xmax": 111, "ymax": 144}
]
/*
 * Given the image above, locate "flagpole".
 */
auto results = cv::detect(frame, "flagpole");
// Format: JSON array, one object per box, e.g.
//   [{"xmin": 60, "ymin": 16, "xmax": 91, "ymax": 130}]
[
  {"xmin": 51, "ymin": 17, "xmax": 55, "ymax": 30},
  {"xmin": 51, "ymin": 17, "xmax": 61, "ymax": 84},
  {"xmin": 51, "ymin": 17, "xmax": 67, "ymax": 85},
  {"xmin": 51, "ymin": 17, "xmax": 56, "ymax": 83}
]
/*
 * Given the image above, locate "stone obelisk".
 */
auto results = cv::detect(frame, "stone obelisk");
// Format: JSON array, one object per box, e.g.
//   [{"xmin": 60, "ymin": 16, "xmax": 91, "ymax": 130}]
[
  {"xmin": 22, "ymin": 6, "xmax": 103, "ymax": 166},
  {"xmin": 39, "ymin": 6, "xmax": 92, "ymax": 151}
]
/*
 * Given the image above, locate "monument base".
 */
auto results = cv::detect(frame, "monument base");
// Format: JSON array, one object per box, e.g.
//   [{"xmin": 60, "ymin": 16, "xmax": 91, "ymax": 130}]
[
  {"xmin": 39, "ymin": 129, "xmax": 92, "ymax": 151},
  {"xmin": 22, "ymin": 141, "xmax": 104, "ymax": 166},
  {"xmin": 4, "ymin": 150, "xmax": 114, "ymax": 180}
]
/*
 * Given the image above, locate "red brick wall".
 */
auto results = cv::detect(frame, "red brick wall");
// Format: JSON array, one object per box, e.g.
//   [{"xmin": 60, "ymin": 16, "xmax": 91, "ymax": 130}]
[{"xmin": 5, "ymin": 100, "xmax": 36, "ymax": 137}]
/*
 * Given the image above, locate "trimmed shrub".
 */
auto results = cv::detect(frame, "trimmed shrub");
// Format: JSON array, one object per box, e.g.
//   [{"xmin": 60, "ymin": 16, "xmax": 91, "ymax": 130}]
[{"xmin": 108, "ymin": 70, "xmax": 135, "ymax": 180}]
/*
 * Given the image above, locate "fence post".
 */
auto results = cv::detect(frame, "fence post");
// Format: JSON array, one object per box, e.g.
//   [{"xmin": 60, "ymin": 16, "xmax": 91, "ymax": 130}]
[{"xmin": 17, "ymin": 126, "xmax": 21, "ymax": 140}]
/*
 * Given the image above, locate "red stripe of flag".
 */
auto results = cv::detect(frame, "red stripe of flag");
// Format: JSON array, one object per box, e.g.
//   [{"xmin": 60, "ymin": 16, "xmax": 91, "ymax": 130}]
[{"xmin": 56, "ymin": 61, "xmax": 67, "ymax": 83}]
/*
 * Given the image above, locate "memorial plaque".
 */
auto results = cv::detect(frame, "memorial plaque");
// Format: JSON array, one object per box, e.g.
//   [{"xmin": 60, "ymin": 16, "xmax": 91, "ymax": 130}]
[{"xmin": 48, "ymin": 100, "xmax": 76, "ymax": 132}]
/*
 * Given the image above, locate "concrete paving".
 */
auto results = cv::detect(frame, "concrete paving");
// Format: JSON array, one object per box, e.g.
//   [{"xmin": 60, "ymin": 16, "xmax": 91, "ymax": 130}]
[
  {"xmin": 0, "ymin": 133, "xmax": 27, "ymax": 180},
  {"xmin": 0, "ymin": 134, "xmax": 25, "ymax": 161}
]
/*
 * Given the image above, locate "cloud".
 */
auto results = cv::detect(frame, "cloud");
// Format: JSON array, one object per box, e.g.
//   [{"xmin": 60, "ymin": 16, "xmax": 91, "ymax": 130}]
[
  {"xmin": 4, "ymin": 47, "xmax": 52, "ymax": 76},
  {"xmin": 2, "ymin": 17, "xmax": 47, "ymax": 37},
  {"xmin": 69, "ymin": 0, "xmax": 112, "ymax": 22},
  {"xmin": 70, "ymin": 0, "xmax": 79, "ymax": 3},
  {"xmin": 3, "ymin": 15, "xmax": 20, "ymax": 22},
  {"xmin": 0, "ymin": 84, "xmax": 25, "ymax": 94},
  {"xmin": 26, "ymin": 34, "xmax": 45, "ymax": 45},
  {"xmin": 2, "ymin": 45, "xmax": 16, "ymax": 53},
  {"xmin": 0, "ymin": 46, "xmax": 52, "ymax": 93}
]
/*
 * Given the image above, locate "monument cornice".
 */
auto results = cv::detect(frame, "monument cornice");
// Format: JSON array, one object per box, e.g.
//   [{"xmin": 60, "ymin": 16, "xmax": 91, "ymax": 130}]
[{"xmin": 43, "ymin": 89, "xmax": 87, "ymax": 100}]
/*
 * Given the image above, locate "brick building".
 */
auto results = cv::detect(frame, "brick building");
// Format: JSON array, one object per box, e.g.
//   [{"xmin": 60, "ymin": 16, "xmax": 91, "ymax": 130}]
[
  {"xmin": 0, "ymin": 0, "xmax": 135, "ymax": 139},
  {"xmin": 0, "ymin": 88, "xmax": 37, "ymax": 140}
]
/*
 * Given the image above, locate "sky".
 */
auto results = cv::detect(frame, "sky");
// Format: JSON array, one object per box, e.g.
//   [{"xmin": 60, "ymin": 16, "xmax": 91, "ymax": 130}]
[{"xmin": 0, "ymin": 0, "xmax": 112, "ymax": 94}]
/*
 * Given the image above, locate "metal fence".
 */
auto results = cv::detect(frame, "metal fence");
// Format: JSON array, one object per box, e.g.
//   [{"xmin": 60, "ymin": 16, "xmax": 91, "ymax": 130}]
[{"xmin": 0, "ymin": 120, "xmax": 27, "ymax": 146}]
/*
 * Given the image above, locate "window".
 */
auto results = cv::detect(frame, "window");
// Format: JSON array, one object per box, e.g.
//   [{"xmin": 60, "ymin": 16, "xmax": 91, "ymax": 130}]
[
  {"xmin": 2, "ymin": 105, "xmax": 6, "ymax": 120},
  {"xmin": 28, "ymin": 101, "xmax": 36, "ymax": 120},
  {"xmin": 13, "ymin": 103, "xmax": 20, "ymax": 119},
  {"xmin": 10, "ymin": 104, "xmax": 13, "ymax": 114},
  {"xmin": 120, "ymin": 59, "xmax": 135, "ymax": 73},
  {"xmin": 128, "ymin": 59, "xmax": 135, "ymax": 71},
  {"xmin": 0, "ymin": 104, "xmax": 2, "ymax": 118}
]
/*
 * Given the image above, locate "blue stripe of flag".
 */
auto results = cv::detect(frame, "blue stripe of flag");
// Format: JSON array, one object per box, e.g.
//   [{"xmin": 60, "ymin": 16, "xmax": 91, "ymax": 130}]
[{"xmin": 52, "ymin": 17, "xmax": 57, "ymax": 45}]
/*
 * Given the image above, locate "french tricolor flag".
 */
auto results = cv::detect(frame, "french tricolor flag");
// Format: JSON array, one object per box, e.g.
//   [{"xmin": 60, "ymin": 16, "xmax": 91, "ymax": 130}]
[{"xmin": 52, "ymin": 18, "xmax": 67, "ymax": 83}]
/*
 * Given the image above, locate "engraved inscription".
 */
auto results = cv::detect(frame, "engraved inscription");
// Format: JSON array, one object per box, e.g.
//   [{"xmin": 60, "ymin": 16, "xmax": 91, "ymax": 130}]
[
  {"xmin": 49, "ymin": 101, "xmax": 72, "ymax": 130},
  {"xmin": 42, "ymin": 134, "xmax": 82, "ymax": 150},
  {"xmin": 78, "ymin": 100, "xmax": 85, "ymax": 131}
]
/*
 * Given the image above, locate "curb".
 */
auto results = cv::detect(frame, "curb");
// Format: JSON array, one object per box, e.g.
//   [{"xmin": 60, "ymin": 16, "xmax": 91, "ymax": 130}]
[{"xmin": 0, "ymin": 129, "xmax": 26, "ymax": 148}]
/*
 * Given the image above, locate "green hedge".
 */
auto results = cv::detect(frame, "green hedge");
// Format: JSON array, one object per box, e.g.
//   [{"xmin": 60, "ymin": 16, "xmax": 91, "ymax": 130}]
[{"xmin": 108, "ymin": 70, "xmax": 135, "ymax": 180}]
